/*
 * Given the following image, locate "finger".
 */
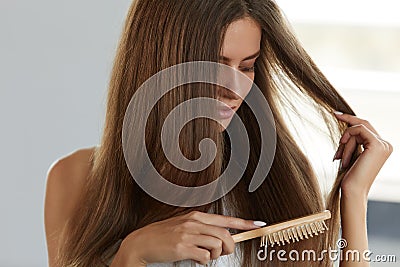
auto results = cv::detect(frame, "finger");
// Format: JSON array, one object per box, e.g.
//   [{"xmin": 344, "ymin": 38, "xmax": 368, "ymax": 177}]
[
  {"xmin": 196, "ymin": 224, "xmax": 235, "ymax": 255},
  {"xmin": 185, "ymin": 211, "xmax": 265, "ymax": 230},
  {"xmin": 340, "ymin": 136, "xmax": 357, "ymax": 168},
  {"xmin": 334, "ymin": 112, "xmax": 379, "ymax": 136},
  {"xmin": 184, "ymin": 246, "xmax": 211, "ymax": 266},
  {"xmin": 339, "ymin": 124, "xmax": 378, "ymax": 147},
  {"xmin": 177, "ymin": 219, "xmax": 235, "ymax": 255},
  {"xmin": 191, "ymin": 234, "xmax": 223, "ymax": 260},
  {"xmin": 333, "ymin": 143, "xmax": 345, "ymax": 161}
]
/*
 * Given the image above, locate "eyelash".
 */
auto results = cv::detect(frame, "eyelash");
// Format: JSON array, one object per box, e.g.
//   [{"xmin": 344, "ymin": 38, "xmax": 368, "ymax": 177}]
[{"xmin": 241, "ymin": 66, "xmax": 256, "ymax": 72}]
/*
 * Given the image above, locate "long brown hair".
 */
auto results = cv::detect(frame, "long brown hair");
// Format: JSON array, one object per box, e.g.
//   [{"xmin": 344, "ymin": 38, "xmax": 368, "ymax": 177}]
[{"xmin": 58, "ymin": 0, "xmax": 361, "ymax": 266}]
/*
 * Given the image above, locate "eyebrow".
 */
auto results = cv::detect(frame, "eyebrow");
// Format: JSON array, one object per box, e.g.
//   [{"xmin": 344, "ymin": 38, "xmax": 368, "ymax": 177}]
[{"xmin": 219, "ymin": 50, "xmax": 260, "ymax": 62}]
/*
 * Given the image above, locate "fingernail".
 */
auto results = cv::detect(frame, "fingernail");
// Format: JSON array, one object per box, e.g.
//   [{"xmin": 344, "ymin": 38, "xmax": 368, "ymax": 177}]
[
  {"xmin": 334, "ymin": 111, "xmax": 343, "ymax": 115},
  {"xmin": 333, "ymin": 150, "xmax": 338, "ymax": 161},
  {"xmin": 254, "ymin": 221, "xmax": 267, "ymax": 227}
]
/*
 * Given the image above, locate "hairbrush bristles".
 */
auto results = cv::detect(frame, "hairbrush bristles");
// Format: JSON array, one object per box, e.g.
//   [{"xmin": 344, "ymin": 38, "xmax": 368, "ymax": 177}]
[
  {"xmin": 232, "ymin": 210, "xmax": 331, "ymax": 246},
  {"xmin": 260, "ymin": 220, "xmax": 329, "ymax": 247}
]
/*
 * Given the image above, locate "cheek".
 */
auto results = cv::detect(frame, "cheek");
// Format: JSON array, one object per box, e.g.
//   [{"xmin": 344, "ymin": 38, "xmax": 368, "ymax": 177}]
[
  {"xmin": 240, "ymin": 89, "xmax": 251, "ymax": 105},
  {"xmin": 229, "ymin": 72, "xmax": 254, "ymax": 102},
  {"xmin": 243, "ymin": 75, "xmax": 254, "ymax": 97},
  {"xmin": 237, "ymin": 87, "xmax": 252, "ymax": 109}
]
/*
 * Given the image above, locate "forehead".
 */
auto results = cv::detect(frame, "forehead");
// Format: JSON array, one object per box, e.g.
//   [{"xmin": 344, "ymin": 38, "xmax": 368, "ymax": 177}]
[{"xmin": 220, "ymin": 17, "xmax": 261, "ymax": 60}]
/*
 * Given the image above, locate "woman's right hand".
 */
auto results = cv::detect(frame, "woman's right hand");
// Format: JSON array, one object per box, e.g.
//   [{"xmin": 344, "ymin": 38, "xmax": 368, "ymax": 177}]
[{"xmin": 112, "ymin": 211, "xmax": 265, "ymax": 266}]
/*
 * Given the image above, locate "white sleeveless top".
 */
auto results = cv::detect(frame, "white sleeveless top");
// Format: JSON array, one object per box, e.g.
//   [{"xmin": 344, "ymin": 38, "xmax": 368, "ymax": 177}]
[{"xmin": 104, "ymin": 198, "xmax": 244, "ymax": 266}]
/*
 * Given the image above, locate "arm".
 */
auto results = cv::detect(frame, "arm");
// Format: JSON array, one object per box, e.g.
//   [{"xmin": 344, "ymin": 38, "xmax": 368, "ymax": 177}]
[
  {"xmin": 45, "ymin": 148, "xmax": 263, "ymax": 266},
  {"xmin": 340, "ymin": 193, "xmax": 368, "ymax": 266},
  {"xmin": 44, "ymin": 161, "xmax": 65, "ymax": 267},
  {"xmin": 333, "ymin": 112, "xmax": 393, "ymax": 267},
  {"xmin": 108, "ymin": 211, "xmax": 265, "ymax": 266},
  {"xmin": 109, "ymin": 239, "xmax": 146, "ymax": 267},
  {"xmin": 44, "ymin": 148, "xmax": 94, "ymax": 266}
]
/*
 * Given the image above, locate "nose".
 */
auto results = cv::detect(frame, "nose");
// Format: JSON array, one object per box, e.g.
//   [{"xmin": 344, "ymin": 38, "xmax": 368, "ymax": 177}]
[{"xmin": 217, "ymin": 85, "xmax": 240, "ymax": 100}]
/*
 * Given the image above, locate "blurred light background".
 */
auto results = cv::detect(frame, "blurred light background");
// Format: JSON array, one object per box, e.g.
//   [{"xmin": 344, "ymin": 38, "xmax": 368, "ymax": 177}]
[
  {"xmin": 0, "ymin": 0, "xmax": 398, "ymax": 266},
  {"xmin": 277, "ymin": 0, "xmax": 400, "ymax": 265}
]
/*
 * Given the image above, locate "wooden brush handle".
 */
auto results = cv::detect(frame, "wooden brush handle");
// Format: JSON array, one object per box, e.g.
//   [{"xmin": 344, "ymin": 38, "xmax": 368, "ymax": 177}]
[{"xmin": 232, "ymin": 210, "xmax": 331, "ymax": 243}]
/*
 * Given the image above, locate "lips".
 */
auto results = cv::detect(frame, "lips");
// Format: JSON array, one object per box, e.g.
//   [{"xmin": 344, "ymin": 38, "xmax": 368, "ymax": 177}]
[{"xmin": 217, "ymin": 105, "xmax": 236, "ymax": 119}]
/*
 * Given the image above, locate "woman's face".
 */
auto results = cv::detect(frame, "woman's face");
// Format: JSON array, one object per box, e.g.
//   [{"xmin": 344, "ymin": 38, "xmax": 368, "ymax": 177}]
[{"xmin": 217, "ymin": 17, "xmax": 261, "ymax": 131}]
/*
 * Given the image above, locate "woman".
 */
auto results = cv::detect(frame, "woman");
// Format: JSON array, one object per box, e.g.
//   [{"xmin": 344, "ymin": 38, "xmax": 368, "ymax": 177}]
[{"xmin": 44, "ymin": 0, "xmax": 393, "ymax": 266}]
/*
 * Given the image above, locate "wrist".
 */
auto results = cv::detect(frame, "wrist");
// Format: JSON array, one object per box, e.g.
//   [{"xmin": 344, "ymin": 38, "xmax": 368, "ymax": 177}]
[
  {"xmin": 110, "ymin": 237, "xmax": 146, "ymax": 267},
  {"xmin": 341, "ymin": 186, "xmax": 368, "ymax": 204},
  {"xmin": 124, "ymin": 236, "xmax": 148, "ymax": 266},
  {"xmin": 340, "ymin": 190, "xmax": 368, "ymax": 217}
]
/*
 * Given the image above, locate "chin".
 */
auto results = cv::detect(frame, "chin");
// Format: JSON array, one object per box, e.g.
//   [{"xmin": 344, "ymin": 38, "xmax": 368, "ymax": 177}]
[{"xmin": 218, "ymin": 117, "xmax": 233, "ymax": 132}]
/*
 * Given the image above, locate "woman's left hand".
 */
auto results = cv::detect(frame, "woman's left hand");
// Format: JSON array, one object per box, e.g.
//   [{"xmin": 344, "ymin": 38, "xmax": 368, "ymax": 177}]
[{"xmin": 332, "ymin": 112, "xmax": 393, "ymax": 200}]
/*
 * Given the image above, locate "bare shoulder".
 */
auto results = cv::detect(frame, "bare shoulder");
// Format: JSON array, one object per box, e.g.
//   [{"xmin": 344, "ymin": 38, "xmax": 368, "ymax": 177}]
[
  {"xmin": 45, "ymin": 146, "xmax": 96, "ymax": 210},
  {"xmin": 46, "ymin": 146, "xmax": 96, "ymax": 193},
  {"xmin": 44, "ymin": 146, "xmax": 97, "ymax": 266}
]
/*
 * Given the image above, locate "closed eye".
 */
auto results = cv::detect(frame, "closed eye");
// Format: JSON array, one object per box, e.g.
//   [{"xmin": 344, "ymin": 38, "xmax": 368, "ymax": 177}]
[{"xmin": 240, "ymin": 66, "xmax": 256, "ymax": 72}]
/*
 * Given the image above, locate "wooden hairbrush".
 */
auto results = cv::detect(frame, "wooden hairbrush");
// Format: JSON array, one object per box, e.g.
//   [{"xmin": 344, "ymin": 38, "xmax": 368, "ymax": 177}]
[{"xmin": 232, "ymin": 210, "xmax": 331, "ymax": 247}]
